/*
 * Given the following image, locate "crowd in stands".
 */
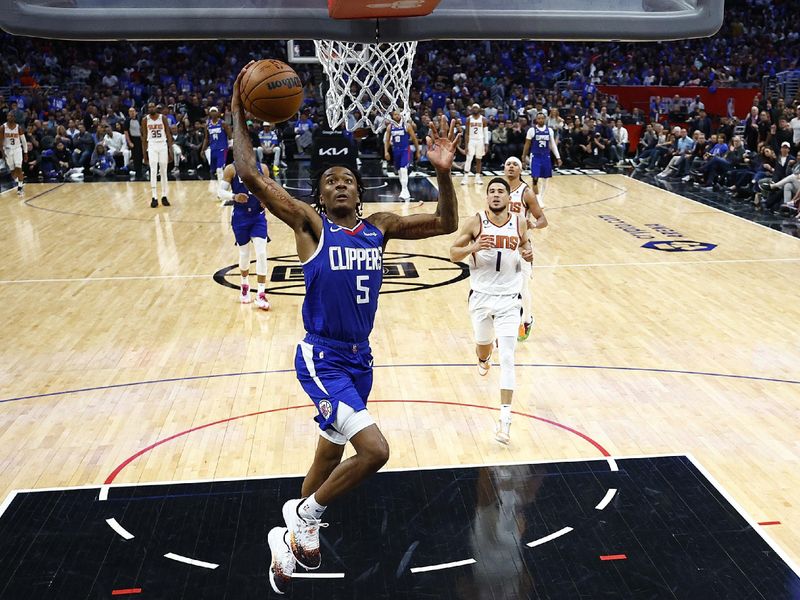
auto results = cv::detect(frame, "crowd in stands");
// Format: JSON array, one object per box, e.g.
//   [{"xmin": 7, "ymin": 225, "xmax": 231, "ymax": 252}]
[{"xmin": 1, "ymin": 0, "xmax": 798, "ymax": 216}]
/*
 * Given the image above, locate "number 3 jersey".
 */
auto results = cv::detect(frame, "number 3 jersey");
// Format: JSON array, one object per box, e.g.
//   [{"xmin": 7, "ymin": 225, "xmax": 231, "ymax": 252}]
[
  {"xmin": 469, "ymin": 211, "xmax": 523, "ymax": 295},
  {"xmin": 302, "ymin": 217, "xmax": 384, "ymax": 343}
]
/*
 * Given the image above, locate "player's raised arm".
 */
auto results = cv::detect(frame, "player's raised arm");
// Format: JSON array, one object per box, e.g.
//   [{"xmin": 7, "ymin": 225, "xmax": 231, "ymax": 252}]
[
  {"xmin": 371, "ymin": 118, "xmax": 461, "ymax": 241},
  {"xmin": 231, "ymin": 65, "xmax": 320, "ymax": 236},
  {"xmin": 449, "ymin": 214, "xmax": 483, "ymax": 262}
]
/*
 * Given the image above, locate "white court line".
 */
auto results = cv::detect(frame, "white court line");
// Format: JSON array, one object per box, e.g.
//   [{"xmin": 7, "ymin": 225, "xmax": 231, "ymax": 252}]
[
  {"xmin": 0, "ymin": 454, "xmax": 669, "ymax": 498},
  {"xmin": 595, "ymin": 488, "xmax": 618, "ymax": 510},
  {"xmin": 105, "ymin": 517, "xmax": 135, "ymax": 540},
  {"xmin": 164, "ymin": 552, "xmax": 219, "ymax": 569},
  {"xmin": 607, "ymin": 458, "xmax": 619, "ymax": 472},
  {"xmin": 410, "ymin": 558, "xmax": 477, "ymax": 573},
  {"xmin": 0, "ymin": 491, "xmax": 18, "ymax": 519},
  {"xmin": 526, "ymin": 526, "xmax": 574, "ymax": 548},
  {"xmin": 530, "ymin": 257, "xmax": 800, "ymax": 271},
  {"xmin": 292, "ymin": 572, "xmax": 345, "ymax": 579},
  {"xmin": 98, "ymin": 485, "xmax": 109, "ymax": 501},
  {"xmin": 685, "ymin": 454, "xmax": 800, "ymax": 578},
  {"xmin": 2, "ymin": 258, "xmax": 797, "ymax": 287},
  {"xmin": 0, "ymin": 274, "xmax": 209, "ymax": 285}
]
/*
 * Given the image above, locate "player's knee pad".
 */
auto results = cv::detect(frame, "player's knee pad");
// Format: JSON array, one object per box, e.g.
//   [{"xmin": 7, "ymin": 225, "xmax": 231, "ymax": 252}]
[
  {"xmin": 252, "ymin": 236, "xmax": 267, "ymax": 275},
  {"xmin": 238, "ymin": 244, "xmax": 251, "ymax": 272},
  {"xmin": 498, "ymin": 335, "xmax": 517, "ymax": 390}
]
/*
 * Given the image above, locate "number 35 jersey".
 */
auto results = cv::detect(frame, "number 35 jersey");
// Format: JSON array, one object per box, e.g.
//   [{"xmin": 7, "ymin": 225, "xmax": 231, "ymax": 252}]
[
  {"xmin": 302, "ymin": 217, "xmax": 384, "ymax": 343},
  {"xmin": 469, "ymin": 211, "xmax": 523, "ymax": 296}
]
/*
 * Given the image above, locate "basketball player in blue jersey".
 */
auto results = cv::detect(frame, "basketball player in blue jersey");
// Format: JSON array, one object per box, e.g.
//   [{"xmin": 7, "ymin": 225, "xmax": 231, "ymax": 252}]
[
  {"xmin": 383, "ymin": 110, "xmax": 420, "ymax": 203},
  {"xmin": 231, "ymin": 64, "xmax": 460, "ymax": 595},
  {"xmin": 200, "ymin": 106, "xmax": 232, "ymax": 183},
  {"xmin": 521, "ymin": 112, "xmax": 562, "ymax": 208},
  {"xmin": 217, "ymin": 160, "xmax": 271, "ymax": 310}
]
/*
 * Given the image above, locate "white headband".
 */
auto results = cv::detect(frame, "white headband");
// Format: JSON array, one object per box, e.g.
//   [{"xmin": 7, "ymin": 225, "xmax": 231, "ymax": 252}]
[{"xmin": 505, "ymin": 157, "xmax": 522, "ymax": 167}]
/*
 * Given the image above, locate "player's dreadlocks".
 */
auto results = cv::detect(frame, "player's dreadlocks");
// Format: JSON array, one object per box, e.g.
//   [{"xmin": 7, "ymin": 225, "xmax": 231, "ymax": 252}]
[{"xmin": 309, "ymin": 164, "xmax": 365, "ymax": 218}]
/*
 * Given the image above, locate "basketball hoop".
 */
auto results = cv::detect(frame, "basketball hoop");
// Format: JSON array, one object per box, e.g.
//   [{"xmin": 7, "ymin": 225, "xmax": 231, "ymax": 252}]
[{"xmin": 314, "ymin": 40, "xmax": 418, "ymax": 133}]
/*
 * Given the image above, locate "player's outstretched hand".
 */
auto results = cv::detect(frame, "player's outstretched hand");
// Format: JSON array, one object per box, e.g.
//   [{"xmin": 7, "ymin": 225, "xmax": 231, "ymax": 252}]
[{"xmin": 426, "ymin": 118, "xmax": 462, "ymax": 173}]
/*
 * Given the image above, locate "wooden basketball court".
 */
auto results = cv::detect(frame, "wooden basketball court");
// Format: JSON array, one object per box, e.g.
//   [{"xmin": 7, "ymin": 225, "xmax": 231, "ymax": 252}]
[{"xmin": 1, "ymin": 173, "xmax": 798, "ymax": 595}]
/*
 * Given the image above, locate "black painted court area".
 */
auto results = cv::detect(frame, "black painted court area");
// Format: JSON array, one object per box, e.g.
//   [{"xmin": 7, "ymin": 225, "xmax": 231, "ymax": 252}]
[{"xmin": 0, "ymin": 456, "xmax": 797, "ymax": 599}]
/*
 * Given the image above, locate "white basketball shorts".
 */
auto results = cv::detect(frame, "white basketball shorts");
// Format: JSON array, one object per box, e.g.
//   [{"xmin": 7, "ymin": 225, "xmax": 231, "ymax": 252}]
[{"xmin": 469, "ymin": 291, "xmax": 521, "ymax": 345}]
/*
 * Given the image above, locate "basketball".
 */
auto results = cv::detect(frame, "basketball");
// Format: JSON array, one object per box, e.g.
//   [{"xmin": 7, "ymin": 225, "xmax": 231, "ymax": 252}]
[{"xmin": 239, "ymin": 59, "xmax": 304, "ymax": 123}]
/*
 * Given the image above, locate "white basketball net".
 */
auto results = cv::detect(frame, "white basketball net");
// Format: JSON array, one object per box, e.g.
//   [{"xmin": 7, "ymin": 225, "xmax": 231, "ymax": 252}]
[{"xmin": 314, "ymin": 40, "xmax": 418, "ymax": 132}]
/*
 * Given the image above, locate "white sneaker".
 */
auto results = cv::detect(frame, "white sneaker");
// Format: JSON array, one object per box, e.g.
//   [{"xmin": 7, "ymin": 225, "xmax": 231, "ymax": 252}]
[
  {"xmin": 268, "ymin": 527, "xmax": 295, "ymax": 595},
  {"xmin": 494, "ymin": 419, "xmax": 511, "ymax": 445},
  {"xmin": 399, "ymin": 189, "xmax": 411, "ymax": 201},
  {"xmin": 240, "ymin": 283, "xmax": 252, "ymax": 304},
  {"xmin": 282, "ymin": 499, "xmax": 327, "ymax": 570},
  {"xmin": 474, "ymin": 175, "xmax": 484, "ymax": 186},
  {"xmin": 255, "ymin": 292, "xmax": 270, "ymax": 311},
  {"xmin": 460, "ymin": 176, "xmax": 470, "ymax": 186},
  {"xmin": 477, "ymin": 352, "xmax": 492, "ymax": 376}
]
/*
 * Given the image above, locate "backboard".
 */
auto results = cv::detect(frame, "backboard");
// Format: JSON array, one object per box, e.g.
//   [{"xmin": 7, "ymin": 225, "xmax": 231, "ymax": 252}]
[{"xmin": 0, "ymin": 0, "xmax": 724, "ymax": 42}]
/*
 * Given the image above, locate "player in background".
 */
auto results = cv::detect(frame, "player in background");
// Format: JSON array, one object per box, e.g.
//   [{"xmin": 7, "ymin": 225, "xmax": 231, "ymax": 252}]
[
  {"xmin": 257, "ymin": 121, "xmax": 282, "ymax": 175},
  {"xmin": 521, "ymin": 112, "xmax": 562, "ymax": 208},
  {"xmin": 201, "ymin": 106, "xmax": 232, "ymax": 183},
  {"xmin": 141, "ymin": 102, "xmax": 173, "ymax": 208},
  {"xmin": 450, "ymin": 178, "xmax": 533, "ymax": 445},
  {"xmin": 0, "ymin": 112, "xmax": 27, "ymax": 195},
  {"xmin": 231, "ymin": 64, "xmax": 461, "ymax": 595},
  {"xmin": 462, "ymin": 103, "xmax": 488, "ymax": 186},
  {"xmin": 217, "ymin": 160, "xmax": 271, "ymax": 310},
  {"xmin": 383, "ymin": 110, "xmax": 421, "ymax": 203},
  {"xmin": 503, "ymin": 157, "xmax": 547, "ymax": 341}
]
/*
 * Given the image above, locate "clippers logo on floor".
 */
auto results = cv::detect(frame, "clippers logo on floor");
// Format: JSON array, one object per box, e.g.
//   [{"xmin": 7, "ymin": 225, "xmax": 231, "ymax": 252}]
[
  {"xmin": 598, "ymin": 215, "xmax": 716, "ymax": 251},
  {"xmin": 214, "ymin": 252, "xmax": 469, "ymax": 296}
]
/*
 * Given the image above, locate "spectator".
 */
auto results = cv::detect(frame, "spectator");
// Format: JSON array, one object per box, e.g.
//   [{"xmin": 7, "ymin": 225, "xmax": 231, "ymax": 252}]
[
  {"xmin": 72, "ymin": 124, "xmax": 96, "ymax": 172},
  {"xmin": 612, "ymin": 119, "xmax": 629, "ymax": 164},
  {"xmin": 743, "ymin": 107, "xmax": 761, "ymax": 150},
  {"xmin": 101, "ymin": 123, "xmax": 129, "ymax": 170},
  {"xmin": 89, "ymin": 143, "xmax": 115, "ymax": 178},
  {"xmin": 506, "ymin": 118, "xmax": 526, "ymax": 160},
  {"xmin": 489, "ymin": 119, "xmax": 508, "ymax": 164}
]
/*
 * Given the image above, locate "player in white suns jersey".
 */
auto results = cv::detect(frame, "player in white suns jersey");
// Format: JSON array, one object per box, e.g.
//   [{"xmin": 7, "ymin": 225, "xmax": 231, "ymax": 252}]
[
  {"xmin": 450, "ymin": 177, "xmax": 533, "ymax": 444},
  {"xmin": 462, "ymin": 103, "xmax": 488, "ymax": 186},
  {"xmin": 504, "ymin": 157, "xmax": 547, "ymax": 341},
  {"xmin": 141, "ymin": 102, "xmax": 174, "ymax": 208},
  {"xmin": 0, "ymin": 112, "xmax": 28, "ymax": 195}
]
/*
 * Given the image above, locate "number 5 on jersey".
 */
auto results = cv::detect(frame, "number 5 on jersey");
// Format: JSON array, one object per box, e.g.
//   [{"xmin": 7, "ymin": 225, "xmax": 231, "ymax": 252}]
[{"xmin": 356, "ymin": 275, "xmax": 370, "ymax": 304}]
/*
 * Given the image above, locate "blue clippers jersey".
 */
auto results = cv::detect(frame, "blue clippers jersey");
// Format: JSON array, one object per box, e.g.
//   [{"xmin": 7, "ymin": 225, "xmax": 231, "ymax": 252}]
[
  {"xmin": 207, "ymin": 119, "xmax": 227, "ymax": 150},
  {"xmin": 389, "ymin": 122, "xmax": 409, "ymax": 150},
  {"xmin": 231, "ymin": 162, "xmax": 265, "ymax": 220},
  {"xmin": 531, "ymin": 126, "xmax": 552, "ymax": 159},
  {"xmin": 302, "ymin": 218, "xmax": 384, "ymax": 343}
]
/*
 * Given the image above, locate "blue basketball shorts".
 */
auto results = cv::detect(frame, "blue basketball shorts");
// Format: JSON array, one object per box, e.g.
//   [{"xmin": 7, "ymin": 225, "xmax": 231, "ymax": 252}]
[
  {"xmin": 295, "ymin": 333, "xmax": 375, "ymax": 444},
  {"xmin": 209, "ymin": 147, "xmax": 228, "ymax": 171},
  {"xmin": 393, "ymin": 147, "xmax": 411, "ymax": 170},
  {"xmin": 530, "ymin": 156, "xmax": 552, "ymax": 179},
  {"xmin": 232, "ymin": 214, "xmax": 267, "ymax": 246}
]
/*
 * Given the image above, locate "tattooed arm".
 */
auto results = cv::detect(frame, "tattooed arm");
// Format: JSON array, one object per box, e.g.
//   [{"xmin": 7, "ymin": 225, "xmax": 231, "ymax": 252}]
[{"xmin": 370, "ymin": 118, "xmax": 461, "ymax": 241}]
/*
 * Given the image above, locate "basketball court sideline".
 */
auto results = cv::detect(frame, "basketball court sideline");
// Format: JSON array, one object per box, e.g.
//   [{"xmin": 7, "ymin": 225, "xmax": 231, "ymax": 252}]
[{"xmin": 1, "ymin": 173, "xmax": 798, "ymax": 598}]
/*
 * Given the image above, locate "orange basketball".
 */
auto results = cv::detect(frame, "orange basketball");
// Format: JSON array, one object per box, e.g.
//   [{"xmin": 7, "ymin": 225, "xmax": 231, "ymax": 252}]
[{"xmin": 239, "ymin": 59, "xmax": 304, "ymax": 123}]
